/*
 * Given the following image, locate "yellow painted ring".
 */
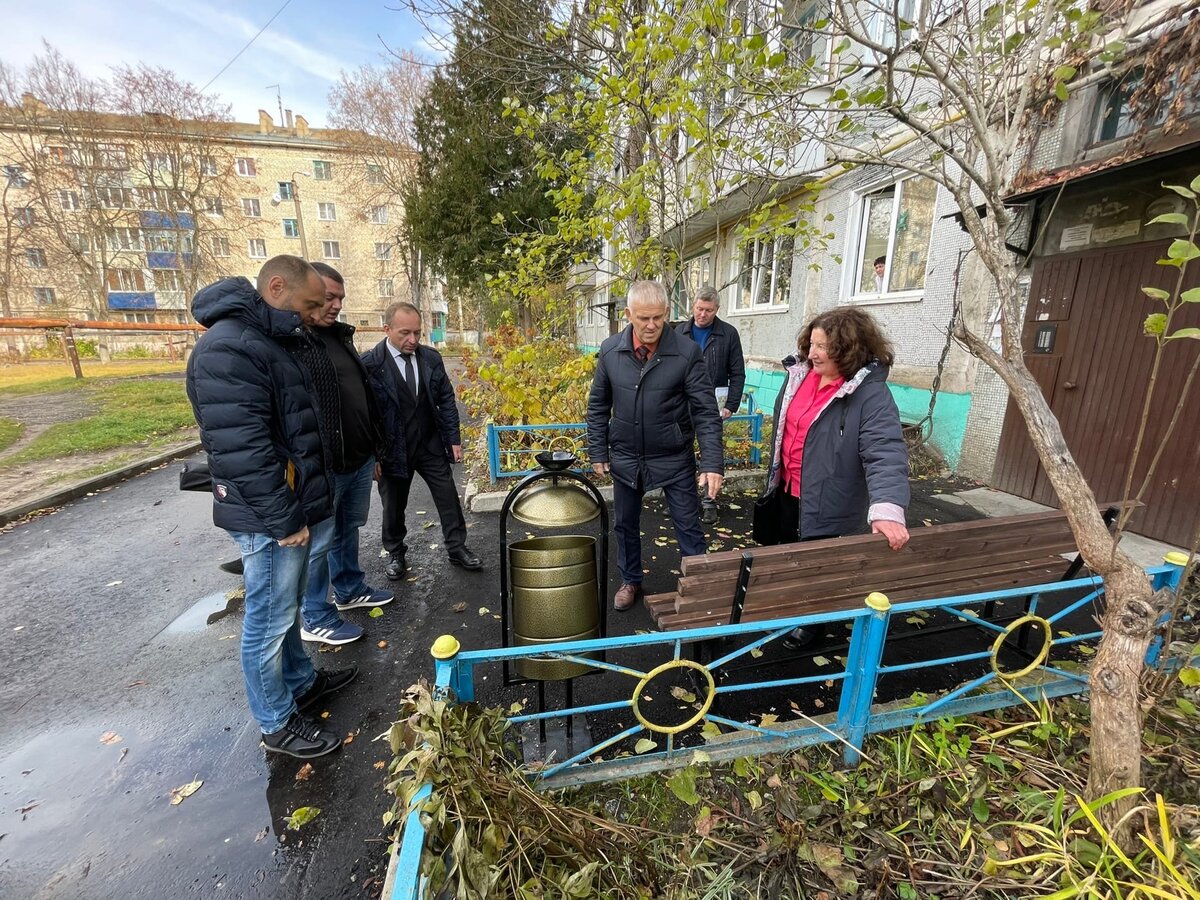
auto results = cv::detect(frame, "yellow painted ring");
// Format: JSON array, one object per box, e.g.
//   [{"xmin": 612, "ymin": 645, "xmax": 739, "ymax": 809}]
[
  {"xmin": 990, "ymin": 615, "xmax": 1053, "ymax": 680},
  {"xmin": 631, "ymin": 658, "xmax": 716, "ymax": 735}
]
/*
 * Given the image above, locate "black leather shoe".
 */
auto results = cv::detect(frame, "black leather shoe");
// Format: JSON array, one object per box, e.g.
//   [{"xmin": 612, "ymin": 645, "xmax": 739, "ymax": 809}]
[
  {"xmin": 385, "ymin": 553, "xmax": 407, "ymax": 580},
  {"xmin": 780, "ymin": 627, "xmax": 819, "ymax": 652},
  {"xmin": 219, "ymin": 558, "xmax": 244, "ymax": 575},
  {"xmin": 295, "ymin": 667, "xmax": 359, "ymax": 713},
  {"xmin": 448, "ymin": 547, "xmax": 482, "ymax": 570}
]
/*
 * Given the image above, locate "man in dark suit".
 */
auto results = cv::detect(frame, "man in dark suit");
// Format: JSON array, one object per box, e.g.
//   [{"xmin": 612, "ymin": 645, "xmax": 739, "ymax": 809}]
[{"xmin": 362, "ymin": 301, "xmax": 482, "ymax": 576}]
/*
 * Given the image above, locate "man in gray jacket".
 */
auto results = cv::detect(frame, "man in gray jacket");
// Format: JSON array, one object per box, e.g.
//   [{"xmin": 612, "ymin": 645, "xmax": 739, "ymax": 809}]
[{"xmin": 587, "ymin": 281, "xmax": 725, "ymax": 611}]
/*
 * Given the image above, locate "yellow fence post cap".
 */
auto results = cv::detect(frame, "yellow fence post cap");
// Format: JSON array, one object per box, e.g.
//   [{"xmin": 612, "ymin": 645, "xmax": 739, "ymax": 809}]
[
  {"xmin": 1164, "ymin": 551, "xmax": 1190, "ymax": 567},
  {"xmin": 431, "ymin": 635, "xmax": 461, "ymax": 660},
  {"xmin": 865, "ymin": 592, "xmax": 891, "ymax": 611}
]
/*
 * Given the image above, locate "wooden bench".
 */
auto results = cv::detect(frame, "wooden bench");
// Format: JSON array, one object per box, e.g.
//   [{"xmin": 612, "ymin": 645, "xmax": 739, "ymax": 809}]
[{"xmin": 646, "ymin": 510, "xmax": 1094, "ymax": 632}]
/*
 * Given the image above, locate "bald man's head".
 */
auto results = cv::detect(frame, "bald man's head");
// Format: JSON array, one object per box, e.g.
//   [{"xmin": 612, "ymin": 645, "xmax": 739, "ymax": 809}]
[{"xmin": 255, "ymin": 255, "xmax": 325, "ymax": 326}]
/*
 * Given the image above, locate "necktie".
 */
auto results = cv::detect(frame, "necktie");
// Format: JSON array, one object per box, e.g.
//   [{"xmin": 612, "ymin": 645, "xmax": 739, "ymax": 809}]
[
  {"xmin": 634, "ymin": 345, "xmax": 649, "ymax": 366},
  {"xmin": 402, "ymin": 353, "xmax": 417, "ymax": 396}
]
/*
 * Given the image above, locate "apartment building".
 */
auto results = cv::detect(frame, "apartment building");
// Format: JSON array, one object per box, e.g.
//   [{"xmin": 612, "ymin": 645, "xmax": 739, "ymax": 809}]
[{"xmin": 0, "ymin": 103, "xmax": 445, "ymax": 340}]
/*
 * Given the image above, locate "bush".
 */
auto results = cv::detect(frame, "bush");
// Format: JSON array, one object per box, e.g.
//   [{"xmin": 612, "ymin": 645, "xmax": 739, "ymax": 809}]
[
  {"xmin": 459, "ymin": 326, "xmax": 595, "ymax": 427},
  {"xmin": 27, "ymin": 336, "xmax": 98, "ymax": 360}
]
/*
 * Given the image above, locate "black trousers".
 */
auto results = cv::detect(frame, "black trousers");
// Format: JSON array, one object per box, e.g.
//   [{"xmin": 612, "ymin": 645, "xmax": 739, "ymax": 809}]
[
  {"xmin": 378, "ymin": 441, "xmax": 467, "ymax": 557},
  {"xmin": 613, "ymin": 474, "xmax": 705, "ymax": 585}
]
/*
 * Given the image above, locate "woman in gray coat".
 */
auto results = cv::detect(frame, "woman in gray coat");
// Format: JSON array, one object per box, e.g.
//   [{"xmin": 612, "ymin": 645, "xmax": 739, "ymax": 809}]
[{"xmin": 763, "ymin": 306, "xmax": 911, "ymax": 649}]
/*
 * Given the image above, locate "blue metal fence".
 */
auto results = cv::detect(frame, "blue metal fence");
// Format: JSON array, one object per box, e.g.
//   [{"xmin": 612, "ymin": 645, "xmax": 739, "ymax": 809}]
[
  {"xmin": 389, "ymin": 557, "xmax": 1188, "ymax": 898},
  {"xmin": 486, "ymin": 403, "xmax": 764, "ymax": 482}
]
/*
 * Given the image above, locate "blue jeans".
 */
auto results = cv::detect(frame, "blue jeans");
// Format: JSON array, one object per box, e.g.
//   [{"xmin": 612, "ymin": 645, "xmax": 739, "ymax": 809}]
[
  {"xmin": 301, "ymin": 458, "xmax": 374, "ymax": 630},
  {"xmin": 227, "ymin": 517, "xmax": 332, "ymax": 734}
]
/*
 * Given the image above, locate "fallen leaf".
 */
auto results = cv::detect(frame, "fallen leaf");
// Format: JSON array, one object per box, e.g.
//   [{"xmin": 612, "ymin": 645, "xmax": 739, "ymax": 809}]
[
  {"xmin": 373, "ymin": 761, "xmax": 386, "ymax": 770},
  {"xmin": 100, "ymin": 731, "xmax": 122, "ymax": 746},
  {"xmin": 750, "ymin": 647, "xmax": 764, "ymax": 658},
  {"xmin": 295, "ymin": 763, "xmax": 314, "ymax": 782},
  {"xmin": 219, "ymin": 635, "xmax": 237, "ymax": 640},
  {"xmin": 127, "ymin": 680, "xmax": 147, "ymax": 688},
  {"xmin": 106, "ymin": 580, "xmax": 123, "ymax": 587},
  {"xmin": 377, "ymin": 640, "xmax": 388, "ymax": 648},
  {"xmin": 452, "ymin": 602, "xmax": 467, "ymax": 612},
  {"xmin": 321, "ymin": 711, "xmax": 331, "ymax": 719},
  {"xmin": 169, "ymin": 778, "xmax": 203, "ymax": 805},
  {"xmin": 634, "ymin": 738, "xmax": 657, "ymax": 754},
  {"xmin": 284, "ymin": 806, "xmax": 321, "ymax": 830},
  {"xmin": 812, "ymin": 655, "xmax": 831, "ymax": 667},
  {"xmin": 670, "ymin": 686, "xmax": 697, "ymax": 704},
  {"xmin": 368, "ymin": 607, "xmax": 384, "ymax": 618},
  {"xmin": 478, "ymin": 607, "xmax": 490, "ymax": 615},
  {"xmin": 344, "ymin": 731, "xmax": 357, "ymax": 745},
  {"xmin": 759, "ymin": 713, "xmax": 779, "ymax": 727},
  {"xmin": 18, "ymin": 800, "xmax": 41, "ymax": 816},
  {"xmin": 13, "ymin": 625, "xmax": 24, "ymax": 632},
  {"xmin": 255, "ymin": 827, "xmax": 269, "ymax": 842}
]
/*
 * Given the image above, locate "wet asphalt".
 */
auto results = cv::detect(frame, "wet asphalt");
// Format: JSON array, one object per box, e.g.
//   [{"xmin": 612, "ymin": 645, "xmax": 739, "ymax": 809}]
[{"xmin": 0, "ymin": 453, "xmax": 1002, "ymax": 899}]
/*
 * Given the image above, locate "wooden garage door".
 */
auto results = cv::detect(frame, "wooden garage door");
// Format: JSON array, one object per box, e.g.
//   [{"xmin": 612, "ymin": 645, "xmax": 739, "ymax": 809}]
[{"xmin": 992, "ymin": 241, "xmax": 1200, "ymax": 545}]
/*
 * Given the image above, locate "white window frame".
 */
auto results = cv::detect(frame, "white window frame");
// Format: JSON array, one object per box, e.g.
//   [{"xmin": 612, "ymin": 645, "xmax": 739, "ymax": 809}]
[
  {"xmin": 59, "ymin": 189, "xmax": 81, "ymax": 210},
  {"xmin": 14, "ymin": 206, "xmax": 35, "ymax": 226},
  {"xmin": 248, "ymin": 238, "xmax": 267, "ymax": 259},
  {"xmin": 312, "ymin": 160, "xmax": 332, "ymax": 180},
  {"xmin": 277, "ymin": 181, "xmax": 294, "ymax": 201},
  {"xmin": 370, "ymin": 205, "xmax": 389, "ymax": 225},
  {"xmin": 106, "ymin": 227, "xmax": 143, "ymax": 252},
  {"xmin": 377, "ymin": 278, "xmax": 395, "ymax": 298},
  {"xmin": 33, "ymin": 286, "xmax": 56, "ymax": 305},
  {"xmin": 236, "ymin": 157, "xmax": 257, "ymax": 177},
  {"xmin": 242, "ymin": 198, "xmax": 261, "ymax": 218},
  {"xmin": 317, "ymin": 202, "xmax": 336, "ymax": 221},
  {"xmin": 282, "ymin": 219, "xmax": 300, "ymax": 238},
  {"xmin": 728, "ymin": 231, "xmax": 795, "ymax": 314},
  {"xmin": 199, "ymin": 156, "xmax": 218, "ymax": 176},
  {"xmin": 845, "ymin": 175, "xmax": 935, "ymax": 305},
  {"xmin": 152, "ymin": 269, "xmax": 182, "ymax": 292},
  {"xmin": 211, "ymin": 235, "xmax": 231, "ymax": 257},
  {"xmin": 26, "ymin": 248, "xmax": 48, "ymax": 268},
  {"xmin": 322, "ymin": 240, "xmax": 341, "ymax": 259},
  {"xmin": 111, "ymin": 268, "xmax": 143, "ymax": 291},
  {"xmin": 204, "ymin": 197, "xmax": 224, "ymax": 217},
  {"xmin": 67, "ymin": 231, "xmax": 90, "ymax": 253},
  {"xmin": 374, "ymin": 242, "xmax": 392, "ymax": 260},
  {"xmin": 366, "ymin": 163, "xmax": 385, "ymax": 184}
]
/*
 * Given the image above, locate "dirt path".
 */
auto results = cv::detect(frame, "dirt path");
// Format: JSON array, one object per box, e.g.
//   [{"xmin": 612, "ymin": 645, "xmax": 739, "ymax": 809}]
[{"xmin": 0, "ymin": 387, "xmax": 196, "ymax": 511}]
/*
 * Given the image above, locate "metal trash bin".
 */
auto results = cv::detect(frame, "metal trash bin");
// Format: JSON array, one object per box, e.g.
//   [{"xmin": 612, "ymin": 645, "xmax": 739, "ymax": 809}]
[{"xmin": 509, "ymin": 536, "xmax": 599, "ymax": 680}]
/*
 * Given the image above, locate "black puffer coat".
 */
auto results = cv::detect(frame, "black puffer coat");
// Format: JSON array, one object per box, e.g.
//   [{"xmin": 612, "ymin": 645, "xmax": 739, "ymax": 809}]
[
  {"xmin": 186, "ymin": 277, "xmax": 332, "ymax": 538},
  {"xmin": 586, "ymin": 324, "xmax": 723, "ymax": 490},
  {"xmin": 360, "ymin": 340, "xmax": 461, "ymax": 479}
]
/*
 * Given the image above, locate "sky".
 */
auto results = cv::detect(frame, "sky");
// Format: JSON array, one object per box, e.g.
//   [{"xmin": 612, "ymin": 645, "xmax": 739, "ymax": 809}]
[{"xmin": 4, "ymin": 0, "xmax": 446, "ymax": 128}]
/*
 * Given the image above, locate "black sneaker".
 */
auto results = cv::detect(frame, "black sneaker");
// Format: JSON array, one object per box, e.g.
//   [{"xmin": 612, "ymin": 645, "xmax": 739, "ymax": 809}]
[
  {"xmin": 385, "ymin": 552, "xmax": 407, "ymax": 580},
  {"xmin": 295, "ymin": 667, "xmax": 359, "ymax": 713},
  {"xmin": 700, "ymin": 501, "xmax": 719, "ymax": 525},
  {"xmin": 261, "ymin": 712, "xmax": 342, "ymax": 759}
]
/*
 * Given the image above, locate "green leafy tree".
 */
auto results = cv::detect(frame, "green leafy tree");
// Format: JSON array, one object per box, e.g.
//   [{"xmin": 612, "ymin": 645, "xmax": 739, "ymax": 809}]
[{"xmin": 403, "ymin": 0, "xmax": 585, "ymax": 333}]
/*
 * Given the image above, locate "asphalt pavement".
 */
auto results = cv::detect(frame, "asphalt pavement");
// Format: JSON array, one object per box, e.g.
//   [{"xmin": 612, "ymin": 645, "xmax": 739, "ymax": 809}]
[{"xmin": 0, "ymin": 453, "xmax": 996, "ymax": 899}]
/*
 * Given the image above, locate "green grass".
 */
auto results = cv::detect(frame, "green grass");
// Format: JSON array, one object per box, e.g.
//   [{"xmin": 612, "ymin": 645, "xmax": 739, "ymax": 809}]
[
  {"xmin": 0, "ymin": 416, "xmax": 23, "ymax": 453},
  {"xmin": 3, "ymin": 379, "xmax": 197, "ymax": 464},
  {"xmin": 0, "ymin": 360, "xmax": 186, "ymax": 397}
]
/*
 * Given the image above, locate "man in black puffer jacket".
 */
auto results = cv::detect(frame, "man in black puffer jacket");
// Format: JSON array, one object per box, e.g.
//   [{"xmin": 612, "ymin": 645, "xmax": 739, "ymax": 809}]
[
  {"xmin": 186, "ymin": 255, "xmax": 354, "ymax": 760},
  {"xmin": 587, "ymin": 280, "xmax": 725, "ymax": 612}
]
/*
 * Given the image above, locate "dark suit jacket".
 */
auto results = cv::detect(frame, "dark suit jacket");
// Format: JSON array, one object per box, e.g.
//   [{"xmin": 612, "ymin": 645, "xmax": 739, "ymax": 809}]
[{"xmin": 360, "ymin": 340, "xmax": 461, "ymax": 479}]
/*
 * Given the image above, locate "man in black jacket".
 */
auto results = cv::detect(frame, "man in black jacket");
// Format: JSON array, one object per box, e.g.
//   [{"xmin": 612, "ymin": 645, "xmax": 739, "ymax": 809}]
[
  {"xmin": 587, "ymin": 281, "xmax": 724, "ymax": 611},
  {"xmin": 677, "ymin": 285, "xmax": 745, "ymax": 524},
  {"xmin": 294, "ymin": 262, "xmax": 394, "ymax": 647},
  {"xmin": 187, "ymin": 256, "xmax": 354, "ymax": 760},
  {"xmin": 361, "ymin": 301, "xmax": 481, "ymax": 576}
]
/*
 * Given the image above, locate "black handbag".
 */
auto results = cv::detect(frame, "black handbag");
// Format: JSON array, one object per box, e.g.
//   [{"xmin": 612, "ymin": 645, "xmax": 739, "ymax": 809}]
[
  {"xmin": 753, "ymin": 487, "xmax": 782, "ymax": 546},
  {"xmin": 179, "ymin": 461, "xmax": 212, "ymax": 493}
]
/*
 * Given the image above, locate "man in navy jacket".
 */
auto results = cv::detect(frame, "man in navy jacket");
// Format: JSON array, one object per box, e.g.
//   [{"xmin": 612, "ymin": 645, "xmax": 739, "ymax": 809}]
[
  {"xmin": 587, "ymin": 281, "xmax": 724, "ymax": 611},
  {"xmin": 186, "ymin": 256, "xmax": 355, "ymax": 760},
  {"xmin": 677, "ymin": 285, "xmax": 745, "ymax": 523}
]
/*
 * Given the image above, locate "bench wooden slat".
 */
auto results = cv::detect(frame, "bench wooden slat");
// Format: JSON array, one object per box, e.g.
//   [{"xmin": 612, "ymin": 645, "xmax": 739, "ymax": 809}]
[
  {"xmin": 674, "ymin": 538, "xmax": 1079, "ymax": 602},
  {"xmin": 679, "ymin": 510, "xmax": 1072, "ymax": 578},
  {"xmin": 655, "ymin": 561, "xmax": 1073, "ymax": 630},
  {"xmin": 666, "ymin": 554, "xmax": 1073, "ymax": 620}
]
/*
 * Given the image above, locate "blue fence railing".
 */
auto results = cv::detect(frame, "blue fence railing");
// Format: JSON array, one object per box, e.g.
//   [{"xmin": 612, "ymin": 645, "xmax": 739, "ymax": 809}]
[
  {"xmin": 389, "ymin": 557, "xmax": 1188, "ymax": 899},
  {"xmin": 486, "ymin": 401, "xmax": 763, "ymax": 482}
]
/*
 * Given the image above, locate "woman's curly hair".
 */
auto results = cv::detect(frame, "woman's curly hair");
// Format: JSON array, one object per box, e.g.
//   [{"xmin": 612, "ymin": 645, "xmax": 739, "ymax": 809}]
[{"xmin": 797, "ymin": 306, "xmax": 895, "ymax": 379}]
